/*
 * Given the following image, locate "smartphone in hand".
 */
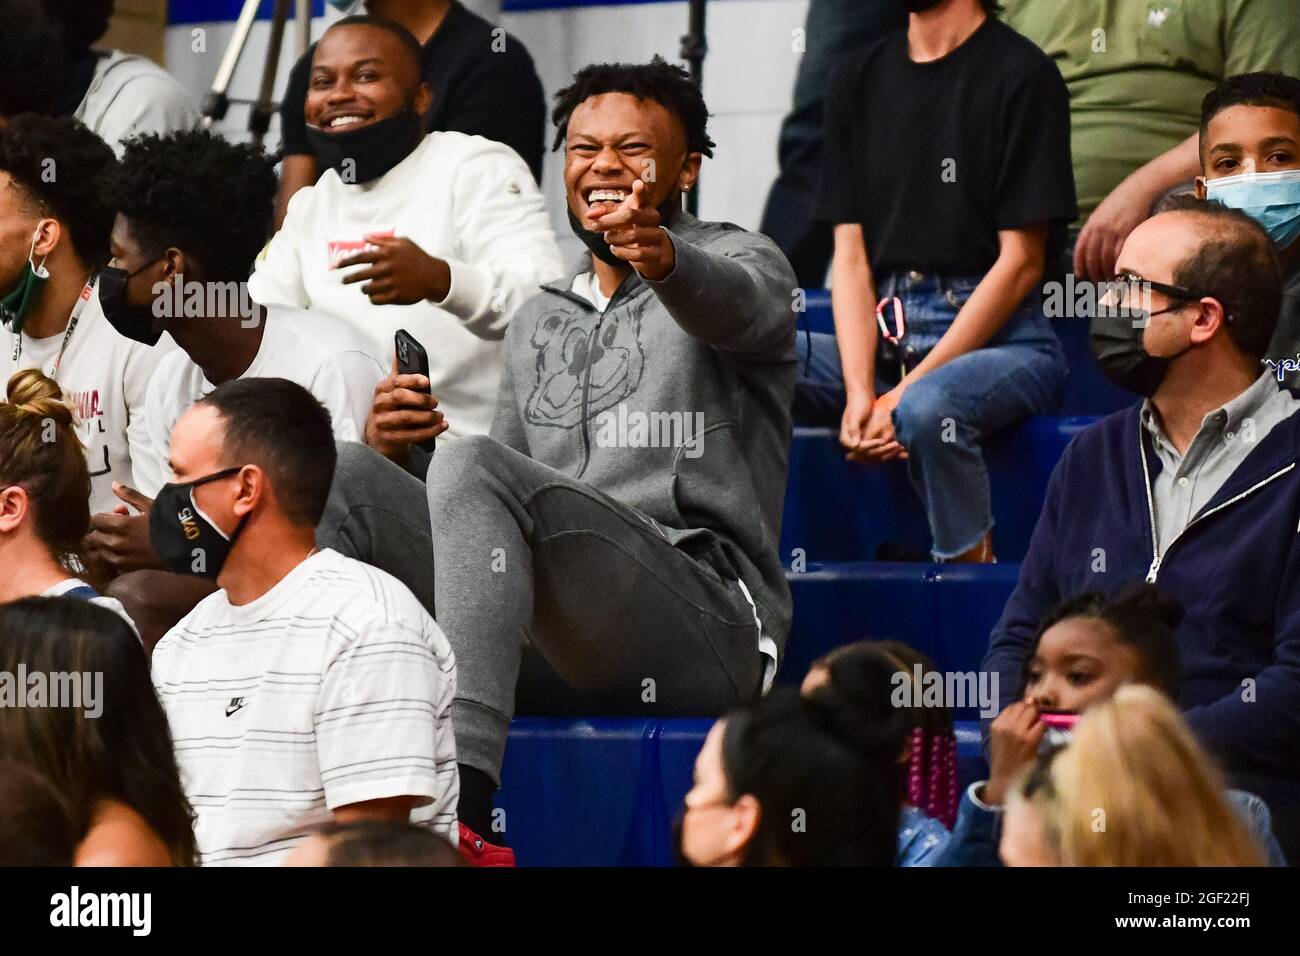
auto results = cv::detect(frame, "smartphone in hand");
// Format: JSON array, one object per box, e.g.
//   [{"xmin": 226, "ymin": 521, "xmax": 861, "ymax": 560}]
[{"xmin": 395, "ymin": 329, "xmax": 438, "ymax": 454}]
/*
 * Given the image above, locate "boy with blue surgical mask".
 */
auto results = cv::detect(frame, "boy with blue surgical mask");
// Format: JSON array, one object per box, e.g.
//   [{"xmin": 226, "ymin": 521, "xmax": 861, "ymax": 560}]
[{"xmin": 1195, "ymin": 72, "xmax": 1300, "ymax": 385}]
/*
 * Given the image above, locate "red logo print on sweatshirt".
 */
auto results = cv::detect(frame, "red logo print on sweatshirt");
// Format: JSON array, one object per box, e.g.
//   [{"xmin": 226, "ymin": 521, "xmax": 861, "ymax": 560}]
[
  {"xmin": 327, "ymin": 230, "xmax": 395, "ymax": 270},
  {"xmin": 64, "ymin": 388, "xmax": 101, "ymax": 422}
]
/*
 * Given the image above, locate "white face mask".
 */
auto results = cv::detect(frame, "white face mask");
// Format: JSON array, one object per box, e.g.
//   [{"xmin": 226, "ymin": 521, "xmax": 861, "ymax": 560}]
[{"xmin": 1205, "ymin": 168, "xmax": 1300, "ymax": 249}]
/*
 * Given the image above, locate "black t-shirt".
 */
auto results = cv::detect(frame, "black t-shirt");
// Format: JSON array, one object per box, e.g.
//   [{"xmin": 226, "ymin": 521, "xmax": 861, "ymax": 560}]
[
  {"xmin": 816, "ymin": 17, "xmax": 1076, "ymax": 276},
  {"xmin": 279, "ymin": 1, "xmax": 547, "ymax": 181}
]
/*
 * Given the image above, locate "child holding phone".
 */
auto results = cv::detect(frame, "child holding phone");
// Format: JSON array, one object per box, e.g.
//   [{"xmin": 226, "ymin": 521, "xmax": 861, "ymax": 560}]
[
  {"xmin": 1001, "ymin": 688, "xmax": 1269, "ymax": 867},
  {"xmin": 938, "ymin": 583, "xmax": 1286, "ymax": 865}
]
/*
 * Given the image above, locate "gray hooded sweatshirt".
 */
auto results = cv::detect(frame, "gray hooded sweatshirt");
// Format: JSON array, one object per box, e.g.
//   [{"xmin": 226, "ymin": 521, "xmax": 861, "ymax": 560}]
[{"xmin": 490, "ymin": 212, "xmax": 799, "ymax": 656}]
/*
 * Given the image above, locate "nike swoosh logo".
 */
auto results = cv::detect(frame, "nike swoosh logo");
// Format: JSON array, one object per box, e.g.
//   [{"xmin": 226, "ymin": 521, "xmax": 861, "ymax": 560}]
[{"xmin": 225, "ymin": 703, "xmax": 245, "ymax": 717}]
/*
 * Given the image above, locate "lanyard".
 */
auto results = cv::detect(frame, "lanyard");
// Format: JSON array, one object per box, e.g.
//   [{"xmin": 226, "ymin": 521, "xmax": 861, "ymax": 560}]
[{"xmin": 10, "ymin": 274, "xmax": 97, "ymax": 373}]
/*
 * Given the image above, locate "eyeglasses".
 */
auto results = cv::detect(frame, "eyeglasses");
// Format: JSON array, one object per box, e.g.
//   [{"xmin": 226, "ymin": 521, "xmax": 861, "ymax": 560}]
[{"xmin": 1106, "ymin": 272, "xmax": 1233, "ymax": 322}]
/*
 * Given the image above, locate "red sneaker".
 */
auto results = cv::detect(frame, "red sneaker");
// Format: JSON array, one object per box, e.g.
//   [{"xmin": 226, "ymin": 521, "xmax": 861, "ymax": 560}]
[{"xmin": 457, "ymin": 822, "xmax": 516, "ymax": 867}]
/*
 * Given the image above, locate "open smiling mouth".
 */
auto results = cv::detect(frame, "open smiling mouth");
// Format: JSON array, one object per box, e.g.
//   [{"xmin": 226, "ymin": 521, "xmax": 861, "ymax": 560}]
[
  {"xmin": 583, "ymin": 186, "xmax": 630, "ymax": 209},
  {"xmin": 319, "ymin": 114, "xmax": 373, "ymax": 132}
]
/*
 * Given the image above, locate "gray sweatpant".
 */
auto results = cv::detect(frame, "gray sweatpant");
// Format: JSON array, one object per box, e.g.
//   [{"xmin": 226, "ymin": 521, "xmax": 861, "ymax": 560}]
[{"xmin": 319, "ymin": 440, "xmax": 765, "ymax": 784}]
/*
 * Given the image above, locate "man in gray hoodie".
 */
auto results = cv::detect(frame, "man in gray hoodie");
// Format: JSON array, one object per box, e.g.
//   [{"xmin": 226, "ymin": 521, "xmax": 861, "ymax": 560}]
[{"xmin": 321, "ymin": 57, "xmax": 797, "ymax": 850}]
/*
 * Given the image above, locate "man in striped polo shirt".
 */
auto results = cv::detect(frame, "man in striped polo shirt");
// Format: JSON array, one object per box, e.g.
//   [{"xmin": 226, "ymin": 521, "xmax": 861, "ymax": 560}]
[{"xmin": 149, "ymin": 377, "xmax": 457, "ymax": 865}]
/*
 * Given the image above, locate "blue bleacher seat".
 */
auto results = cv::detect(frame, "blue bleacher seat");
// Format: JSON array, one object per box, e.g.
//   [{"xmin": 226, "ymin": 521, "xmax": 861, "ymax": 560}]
[
  {"xmin": 781, "ymin": 420, "xmax": 1096, "ymax": 563},
  {"xmin": 493, "ymin": 718, "xmax": 660, "ymax": 867},
  {"xmin": 781, "ymin": 562, "xmax": 1021, "ymax": 715},
  {"xmin": 497, "ymin": 717, "xmax": 988, "ymax": 866}
]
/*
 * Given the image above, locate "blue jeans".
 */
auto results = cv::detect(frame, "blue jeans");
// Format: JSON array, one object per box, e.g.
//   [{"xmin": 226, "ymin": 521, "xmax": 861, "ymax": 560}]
[{"xmin": 794, "ymin": 272, "xmax": 1067, "ymax": 559}]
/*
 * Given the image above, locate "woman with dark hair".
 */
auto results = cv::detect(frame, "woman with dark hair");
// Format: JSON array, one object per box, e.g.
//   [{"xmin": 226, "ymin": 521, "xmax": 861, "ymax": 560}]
[
  {"xmin": 0, "ymin": 759, "xmax": 77, "ymax": 866},
  {"xmin": 675, "ymin": 686, "xmax": 902, "ymax": 866},
  {"xmin": 803, "ymin": 640, "xmax": 959, "ymax": 864},
  {"xmin": 0, "ymin": 597, "xmax": 196, "ymax": 865}
]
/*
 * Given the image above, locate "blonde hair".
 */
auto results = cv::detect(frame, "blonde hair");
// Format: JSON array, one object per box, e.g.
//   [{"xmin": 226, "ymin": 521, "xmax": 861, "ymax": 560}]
[
  {"xmin": 0, "ymin": 368, "xmax": 90, "ymax": 572},
  {"xmin": 1014, "ymin": 685, "xmax": 1266, "ymax": 867}
]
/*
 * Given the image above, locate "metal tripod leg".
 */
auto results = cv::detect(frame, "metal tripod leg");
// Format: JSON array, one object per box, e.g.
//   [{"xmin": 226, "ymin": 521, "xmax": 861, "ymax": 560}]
[
  {"xmin": 200, "ymin": 0, "xmax": 314, "ymax": 144},
  {"xmin": 200, "ymin": 0, "xmax": 262, "ymax": 126},
  {"xmin": 297, "ymin": 0, "xmax": 312, "ymax": 55},
  {"xmin": 680, "ymin": 0, "xmax": 707, "ymax": 215},
  {"xmin": 249, "ymin": 0, "xmax": 294, "ymax": 146}
]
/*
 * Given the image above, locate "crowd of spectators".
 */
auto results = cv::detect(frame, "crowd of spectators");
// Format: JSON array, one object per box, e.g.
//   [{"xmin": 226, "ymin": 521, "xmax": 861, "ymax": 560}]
[{"xmin": 1, "ymin": 0, "xmax": 1298, "ymax": 868}]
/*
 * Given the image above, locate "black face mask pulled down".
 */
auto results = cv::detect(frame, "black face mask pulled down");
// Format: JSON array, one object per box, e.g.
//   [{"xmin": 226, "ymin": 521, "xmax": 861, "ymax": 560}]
[
  {"xmin": 1089, "ymin": 307, "xmax": 1185, "ymax": 398},
  {"xmin": 304, "ymin": 106, "xmax": 424, "ymax": 185},
  {"xmin": 149, "ymin": 468, "xmax": 248, "ymax": 580},
  {"xmin": 898, "ymin": 0, "xmax": 944, "ymax": 11},
  {"xmin": 98, "ymin": 261, "xmax": 164, "ymax": 346},
  {"xmin": 566, "ymin": 191, "xmax": 685, "ymax": 269}
]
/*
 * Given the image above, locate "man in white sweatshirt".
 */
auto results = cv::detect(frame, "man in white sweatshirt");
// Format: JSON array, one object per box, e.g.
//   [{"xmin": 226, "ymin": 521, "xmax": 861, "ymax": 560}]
[{"xmin": 249, "ymin": 15, "xmax": 563, "ymax": 441}]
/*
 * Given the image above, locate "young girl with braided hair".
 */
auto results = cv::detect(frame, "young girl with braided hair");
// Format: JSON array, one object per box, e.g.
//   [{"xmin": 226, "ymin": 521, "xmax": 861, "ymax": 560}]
[{"xmin": 802, "ymin": 640, "xmax": 960, "ymax": 865}]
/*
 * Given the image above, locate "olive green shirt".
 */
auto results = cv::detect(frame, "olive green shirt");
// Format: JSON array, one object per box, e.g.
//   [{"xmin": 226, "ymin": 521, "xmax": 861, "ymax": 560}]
[{"xmin": 1002, "ymin": 0, "xmax": 1300, "ymax": 223}]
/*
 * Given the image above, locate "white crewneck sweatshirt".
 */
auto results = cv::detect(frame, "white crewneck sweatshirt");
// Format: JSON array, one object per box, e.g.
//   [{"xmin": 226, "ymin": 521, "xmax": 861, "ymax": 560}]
[{"xmin": 248, "ymin": 131, "xmax": 563, "ymax": 439}]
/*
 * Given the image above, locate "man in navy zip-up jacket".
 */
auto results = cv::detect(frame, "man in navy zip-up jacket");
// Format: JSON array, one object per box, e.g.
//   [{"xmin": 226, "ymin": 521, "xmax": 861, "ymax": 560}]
[{"xmin": 983, "ymin": 199, "xmax": 1300, "ymax": 856}]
